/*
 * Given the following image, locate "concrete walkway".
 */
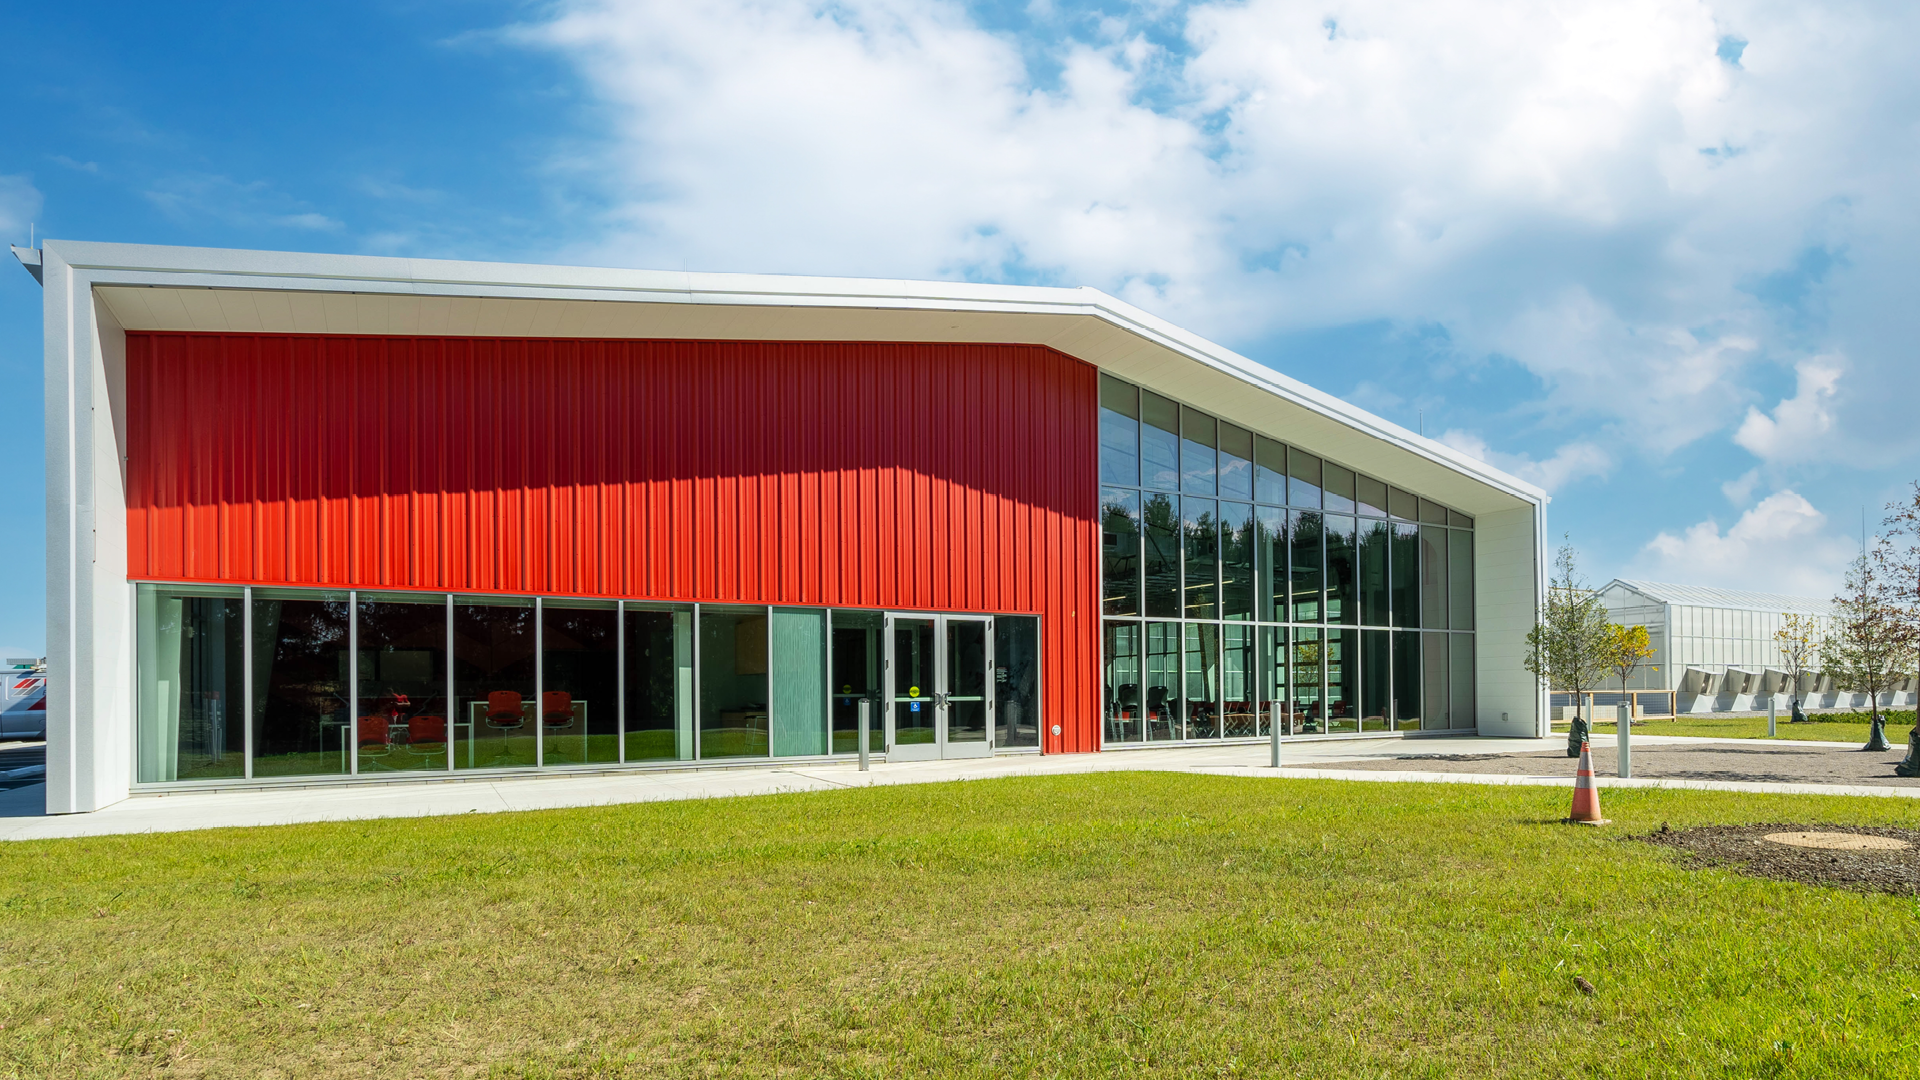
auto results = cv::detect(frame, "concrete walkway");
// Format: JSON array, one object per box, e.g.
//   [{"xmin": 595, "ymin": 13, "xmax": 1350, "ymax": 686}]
[{"xmin": 1, "ymin": 733, "xmax": 1910, "ymax": 842}]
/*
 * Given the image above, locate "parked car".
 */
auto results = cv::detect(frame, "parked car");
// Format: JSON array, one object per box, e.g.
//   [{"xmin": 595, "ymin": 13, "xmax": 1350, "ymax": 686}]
[{"xmin": 0, "ymin": 660, "xmax": 47, "ymax": 741}]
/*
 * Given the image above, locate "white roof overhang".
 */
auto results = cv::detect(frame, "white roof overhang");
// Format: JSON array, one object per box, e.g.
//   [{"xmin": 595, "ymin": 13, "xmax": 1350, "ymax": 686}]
[{"xmin": 40, "ymin": 240, "xmax": 1546, "ymax": 517}]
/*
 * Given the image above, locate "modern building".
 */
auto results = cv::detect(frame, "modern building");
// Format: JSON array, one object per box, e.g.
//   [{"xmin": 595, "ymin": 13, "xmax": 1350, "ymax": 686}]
[
  {"xmin": 16, "ymin": 241, "xmax": 1549, "ymax": 814},
  {"xmin": 1599, "ymin": 579, "xmax": 1916, "ymax": 711}
]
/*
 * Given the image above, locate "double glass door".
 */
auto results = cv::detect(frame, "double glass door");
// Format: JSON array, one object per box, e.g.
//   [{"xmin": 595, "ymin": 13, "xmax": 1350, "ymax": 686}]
[{"xmin": 887, "ymin": 613, "xmax": 993, "ymax": 760}]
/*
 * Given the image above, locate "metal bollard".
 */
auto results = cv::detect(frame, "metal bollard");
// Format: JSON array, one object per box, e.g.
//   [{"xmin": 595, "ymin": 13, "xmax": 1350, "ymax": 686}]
[
  {"xmin": 858, "ymin": 698, "xmax": 871, "ymax": 772},
  {"xmin": 1270, "ymin": 709, "xmax": 1281, "ymax": 769},
  {"xmin": 1617, "ymin": 702, "xmax": 1632, "ymax": 779},
  {"xmin": 1768, "ymin": 696, "xmax": 1777, "ymax": 738}
]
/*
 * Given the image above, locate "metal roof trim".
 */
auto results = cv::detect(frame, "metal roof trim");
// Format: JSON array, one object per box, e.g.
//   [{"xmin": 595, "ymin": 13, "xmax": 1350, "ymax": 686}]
[
  {"xmin": 45, "ymin": 239, "xmax": 1547, "ymax": 506},
  {"xmin": 1606, "ymin": 578, "xmax": 1835, "ymax": 616}
]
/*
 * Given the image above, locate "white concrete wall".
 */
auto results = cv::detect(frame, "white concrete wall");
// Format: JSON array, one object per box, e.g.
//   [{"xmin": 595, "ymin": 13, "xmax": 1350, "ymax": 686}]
[
  {"xmin": 42, "ymin": 252, "xmax": 134, "ymax": 814},
  {"xmin": 1473, "ymin": 504, "xmax": 1545, "ymax": 737}
]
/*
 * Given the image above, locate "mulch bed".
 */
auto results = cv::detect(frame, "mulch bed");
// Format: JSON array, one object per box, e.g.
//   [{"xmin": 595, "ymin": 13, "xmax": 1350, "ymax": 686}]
[{"xmin": 1638, "ymin": 823, "xmax": 1920, "ymax": 896}]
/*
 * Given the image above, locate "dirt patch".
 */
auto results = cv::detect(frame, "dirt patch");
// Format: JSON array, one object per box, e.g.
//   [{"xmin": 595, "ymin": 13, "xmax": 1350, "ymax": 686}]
[
  {"xmin": 1295, "ymin": 742, "xmax": 1918, "ymax": 786},
  {"xmin": 1638, "ymin": 822, "xmax": 1920, "ymax": 895}
]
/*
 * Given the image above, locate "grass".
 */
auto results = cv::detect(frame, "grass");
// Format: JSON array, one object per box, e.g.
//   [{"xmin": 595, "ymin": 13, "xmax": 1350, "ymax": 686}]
[
  {"xmin": 1557, "ymin": 709, "xmax": 1916, "ymax": 744},
  {"xmin": 4, "ymin": 774, "xmax": 1920, "ymax": 1077}
]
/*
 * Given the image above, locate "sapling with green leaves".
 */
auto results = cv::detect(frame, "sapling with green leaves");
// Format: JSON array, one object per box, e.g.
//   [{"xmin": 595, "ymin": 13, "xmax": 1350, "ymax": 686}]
[
  {"xmin": 1822, "ymin": 542, "xmax": 1917, "ymax": 753},
  {"xmin": 1880, "ymin": 482, "xmax": 1920, "ymax": 773},
  {"xmin": 1604, "ymin": 623, "xmax": 1657, "ymax": 722},
  {"xmin": 1523, "ymin": 541, "xmax": 1613, "ymax": 756},
  {"xmin": 1772, "ymin": 613, "xmax": 1822, "ymax": 722}
]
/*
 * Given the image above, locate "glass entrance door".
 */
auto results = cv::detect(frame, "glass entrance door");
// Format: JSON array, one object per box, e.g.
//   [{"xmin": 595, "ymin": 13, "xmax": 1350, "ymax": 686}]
[
  {"xmin": 890, "ymin": 617, "xmax": 938, "ymax": 757},
  {"xmin": 885, "ymin": 613, "xmax": 995, "ymax": 760},
  {"xmin": 943, "ymin": 617, "xmax": 991, "ymax": 757}
]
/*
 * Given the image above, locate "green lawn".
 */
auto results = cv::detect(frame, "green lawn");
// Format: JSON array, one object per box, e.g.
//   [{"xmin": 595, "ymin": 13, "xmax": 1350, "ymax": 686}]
[
  {"xmin": 3, "ymin": 774, "xmax": 1918, "ymax": 1077},
  {"xmin": 1557, "ymin": 709, "xmax": 1916, "ymax": 744}
]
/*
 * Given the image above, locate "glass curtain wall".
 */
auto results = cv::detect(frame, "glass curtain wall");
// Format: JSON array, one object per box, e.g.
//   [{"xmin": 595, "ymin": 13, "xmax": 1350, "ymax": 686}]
[
  {"xmin": 139, "ymin": 588, "xmax": 1002, "ymax": 782},
  {"xmin": 1094, "ymin": 372, "xmax": 1479, "ymax": 744}
]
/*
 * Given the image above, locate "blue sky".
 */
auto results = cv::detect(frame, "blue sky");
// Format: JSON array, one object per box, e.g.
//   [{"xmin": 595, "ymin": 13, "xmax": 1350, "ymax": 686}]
[{"xmin": 3, "ymin": 0, "xmax": 1916, "ymax": 655}]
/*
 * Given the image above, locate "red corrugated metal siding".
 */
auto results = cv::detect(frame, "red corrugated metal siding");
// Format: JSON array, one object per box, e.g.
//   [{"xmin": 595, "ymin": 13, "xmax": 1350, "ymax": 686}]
[{"xmin": 126, "ymin": 333, "xmax": 1101, "ymax": 752}]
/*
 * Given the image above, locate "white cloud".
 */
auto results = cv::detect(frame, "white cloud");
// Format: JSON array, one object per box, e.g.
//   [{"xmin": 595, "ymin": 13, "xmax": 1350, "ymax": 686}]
[
  {"xmin": 275, "ymin": 212, "xmax": 343, "ymax": 231},
  {"xmin": 1733, "ymin": 357, "xmax": 1843, "ymax": 463},
  {"xmin": 518, "ymin": 0, "xmax": 1920, "ymax": 464},
  {"xmin": 0, "ymin": 175, "xmax": 43, "ymax": 242},
  {"xmin": 1720, "ymin": 467, "xmax": 1760, "ymax": 505},
  {"xmin": 1439, "ymin": 429, "xmax": 1611, "ymax": 492},
  {"xmin": 145, "ymin": 174, "xmax": 343, "ymax": 233},
  {"xmin": 1631, "ymin": 490, "xmax": 1855, "ymax": 596}
]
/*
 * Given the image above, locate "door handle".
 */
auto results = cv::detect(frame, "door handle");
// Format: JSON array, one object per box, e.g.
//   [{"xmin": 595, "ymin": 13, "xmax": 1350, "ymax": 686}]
[{"xmin": 934, "ymin": 692, "xmax": 949, "ymax": 708}]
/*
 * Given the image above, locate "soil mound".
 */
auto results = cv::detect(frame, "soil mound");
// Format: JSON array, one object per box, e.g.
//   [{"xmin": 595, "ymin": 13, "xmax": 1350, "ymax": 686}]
[{"xmin": 1639, "ymin": 822, "xmax": 1920, "ymax": 895}]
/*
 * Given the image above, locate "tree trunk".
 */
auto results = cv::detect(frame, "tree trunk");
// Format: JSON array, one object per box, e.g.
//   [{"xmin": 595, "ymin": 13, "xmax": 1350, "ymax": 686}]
[
  {"xmin": 1565, "ymin": 688, "xmax": 1587, "ymax": 757},
  {"xmin": 1865, "ymin": 682, "xmax": 1891, "ymax": 751}
]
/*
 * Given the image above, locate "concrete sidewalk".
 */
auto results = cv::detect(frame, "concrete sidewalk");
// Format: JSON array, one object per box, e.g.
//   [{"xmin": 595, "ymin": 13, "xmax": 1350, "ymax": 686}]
[{"xmin": 1, "ymin": 733, "xmax": 1909, "ymax": 842}]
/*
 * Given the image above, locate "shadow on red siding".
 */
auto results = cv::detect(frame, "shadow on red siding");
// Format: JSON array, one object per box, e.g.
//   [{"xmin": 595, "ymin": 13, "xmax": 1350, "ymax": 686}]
[{"xmin": 126, "ymin": 334, "xmax": 1101, "ymax": 752}]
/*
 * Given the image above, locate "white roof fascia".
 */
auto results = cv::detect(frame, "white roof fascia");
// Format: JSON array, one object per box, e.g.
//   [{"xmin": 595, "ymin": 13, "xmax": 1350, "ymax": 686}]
[
  {"xmin": 44, "ymin": 239, "xmax": 1547, "ymax": 509},
  {"xmin": 1608, "ymin": 578, "xmax": 1834, "ymax": 617}
]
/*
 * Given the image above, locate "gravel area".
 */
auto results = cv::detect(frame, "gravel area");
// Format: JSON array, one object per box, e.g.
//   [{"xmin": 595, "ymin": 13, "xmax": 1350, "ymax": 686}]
[
  {"xmin": 1638, "ymin": 822, "xmax": 1920, "ymax": 895},
  {"xmin": 1294, "ymin": 742, "xmax": 1920, "ymax": 786}
]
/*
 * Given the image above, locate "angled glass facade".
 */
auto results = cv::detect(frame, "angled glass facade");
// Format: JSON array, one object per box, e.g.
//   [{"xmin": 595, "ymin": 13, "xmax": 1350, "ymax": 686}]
[{"xmin": 1098, "ymin": 373, "xmax": 1477, "ymax": 744}]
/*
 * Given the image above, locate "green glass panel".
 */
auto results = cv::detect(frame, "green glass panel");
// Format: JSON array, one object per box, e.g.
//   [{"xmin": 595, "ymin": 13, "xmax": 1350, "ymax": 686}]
[{"xmin": 771, "ymin": 609, "xmax": 828, "ymax": 757}]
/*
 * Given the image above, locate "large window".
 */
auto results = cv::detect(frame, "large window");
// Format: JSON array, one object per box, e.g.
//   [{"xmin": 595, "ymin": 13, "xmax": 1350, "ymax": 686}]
[
  {"xmin": 1093, "ymin": 372, "xmax": 1478, "ymax": 745},
  {"xmin": 1105, "ymin": 620, "xmax": 1142, "ymax": 744},
  {"xmin": 252, "ymin": 588, "xmax": 350, "ymax": 778},
  {"xmin": 363, "ymin": 592, "xmax": 453, "ymax": 774},
  {"xmin": 137, "ymin": 584, "xmax": 246, "ymax": 783},
  {"xmin": 542, "ymin": 599, "xmax": 620, "ymax": 766},
  {"xmin": 1184, "ymin": 622, "xmax": 1219, "ymax": 739},
  {"xmin": 830, "ymin": 609, "xmax": 884, "ymax": 754},
  {"xmin": 700, "ymin": 606, "xmax": 770, "ymax": 759},
  {"xmin": 626, "ymin": 606, "xmax": 694, "ymax": 761},
  {"xmin": 1102, "ymin": 488, "xmax": 1141, "ymax": 617},
  {"xmin": 1221, "ymin": 502, "xmax": 1255, "ymax": 622},
  {"xmin": 136, "ymin": 587, "xmax": 1026, "ymax": 782},
  {"xmin": 996, "ymin": 615, "xmax": 1042, "ymax": 749},
  {"xmin": 1144, "ymin": 493, "xmax": 1181, "ymax": 618},
  {"xmin": 453, "ymin": 595, "xmax": 534, "ymax": 771},
  {"xmin": 1325, "ymin": 515, "xmax": 1357, "ymax": 625},
  {"xmin": 1183, "ymin": 499, "xmax": 1219, "ymax": 620}
]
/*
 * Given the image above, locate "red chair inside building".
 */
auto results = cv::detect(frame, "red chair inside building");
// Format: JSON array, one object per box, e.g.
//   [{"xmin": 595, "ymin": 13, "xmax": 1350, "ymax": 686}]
[
  {"xmin": 357, "ymin": 714, "xmax": 392, "ymax": 757},
  {"xmin": 485, "ymin": 690, "xmax": 525, "ymax": 730},
  {"xmin": 1145, "ymin": 686, "xmax": 1176, "ymax": 741},
  {"xmin": 407, "ymin": 714, "xmax": 447, "ymax": 751},
  {"xmin": 541, "ymin": 691, "xmax": 575, "ymax": 730}
]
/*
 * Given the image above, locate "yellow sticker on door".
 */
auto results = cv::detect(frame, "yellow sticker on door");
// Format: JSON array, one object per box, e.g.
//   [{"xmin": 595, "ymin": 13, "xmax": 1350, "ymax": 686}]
[{"xmin": 909, "ymin": 686, "xmax": 920, "ymax": 697}]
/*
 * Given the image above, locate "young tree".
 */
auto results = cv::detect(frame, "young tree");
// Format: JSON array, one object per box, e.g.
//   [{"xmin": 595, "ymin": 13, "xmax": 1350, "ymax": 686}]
[
  {"xmin": 1879, "ymin": 483, "xmax": 1920, "ymax": 772},
  {"xmin": 1524, "ymin": 542, "xmax": 1613, "ymax": 756},
  {"xmin": 1604, "ymin": 623, "xmax": 1657, "ymax": 722},
  {"xmin": 1772, "ymin": 613, "xmax": 1822, "ymax": 722},
  {"xmin": 1822, "ymin": 543, "xmax": 1917, "ymax": 752}
]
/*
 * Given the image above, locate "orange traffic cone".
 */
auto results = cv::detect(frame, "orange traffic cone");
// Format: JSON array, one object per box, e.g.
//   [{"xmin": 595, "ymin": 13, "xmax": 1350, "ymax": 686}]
[{"xmin": 1565, "ymin": 740, "xmax": 1609, "ymax": 826}]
